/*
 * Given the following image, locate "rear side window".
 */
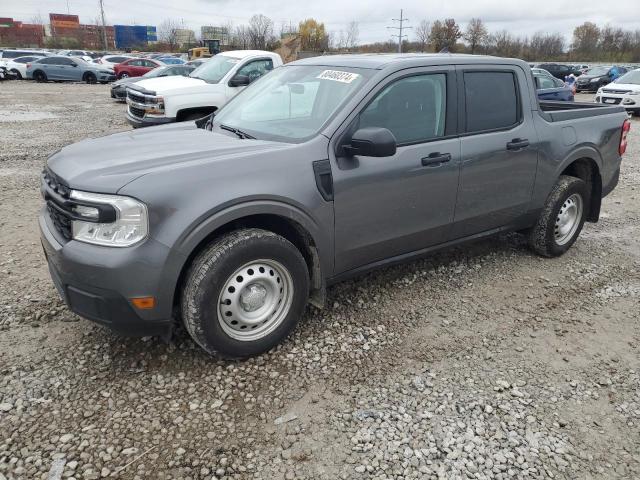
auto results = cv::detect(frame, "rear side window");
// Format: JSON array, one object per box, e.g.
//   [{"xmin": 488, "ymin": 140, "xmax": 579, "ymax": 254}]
[
  {"xmin": 359, "ymin": 73, "xmax": 447, "ymax": 144},
  {"xmin": 464, "ymin": 71, "xmax": 519, "ymax": 133}
]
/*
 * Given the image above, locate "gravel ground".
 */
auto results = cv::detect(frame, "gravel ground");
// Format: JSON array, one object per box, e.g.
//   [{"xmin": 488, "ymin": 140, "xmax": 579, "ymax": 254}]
[{"xmin": 0, "ymin": 81, "xmax": 639, "ymax": 480}]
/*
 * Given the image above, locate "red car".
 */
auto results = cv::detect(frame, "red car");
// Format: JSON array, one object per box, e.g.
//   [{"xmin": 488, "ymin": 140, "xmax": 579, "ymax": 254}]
[{"xmin": 114, "ymin": 58, "xmax": 163, "ymax": 79}]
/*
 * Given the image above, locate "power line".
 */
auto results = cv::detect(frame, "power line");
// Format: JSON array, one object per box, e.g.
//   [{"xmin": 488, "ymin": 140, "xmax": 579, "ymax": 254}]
[
  {"xmin": 98, "ymin": 0, "xmax": 108, "ymax": 50},
  {"xmin": 386, "ymin": 9, "xmax": 411, "ymax": 53}
]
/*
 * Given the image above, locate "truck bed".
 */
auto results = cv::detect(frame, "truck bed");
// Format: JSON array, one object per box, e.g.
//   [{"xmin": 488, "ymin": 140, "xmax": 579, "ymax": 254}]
[{"xmin": 539, "ymin": 100, "xmax": 626, "ymax": 122}]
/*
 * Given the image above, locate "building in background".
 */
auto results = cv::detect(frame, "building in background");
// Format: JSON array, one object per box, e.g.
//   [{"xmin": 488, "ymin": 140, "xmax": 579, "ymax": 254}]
[
  {"xmin": 79, "ymin": 24, "xmax": 115, "ymax": 50},
  {"xmin": 175, "ymin": 28, "xmax": 196, "ymax": 48},
  {"xmin": 0, "ymin": 17, "xmax": 45, "ymax": 47},
  {"xmin": 201, "ymin": 26, "xmax": 229, "ymax": 46},
  {"xmin": 114, "ymin": 25, "xmax": 157, "ymax": 49}
]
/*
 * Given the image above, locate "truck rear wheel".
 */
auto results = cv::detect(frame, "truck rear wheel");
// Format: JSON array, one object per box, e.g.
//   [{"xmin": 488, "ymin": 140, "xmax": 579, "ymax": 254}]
[
  {"xmin": 181, "ymin": 228, "xmax": 309, "ymax": 358},
  {"xmin": 528, "ymin": 175, "xmax": 588, "ymax": 257}
]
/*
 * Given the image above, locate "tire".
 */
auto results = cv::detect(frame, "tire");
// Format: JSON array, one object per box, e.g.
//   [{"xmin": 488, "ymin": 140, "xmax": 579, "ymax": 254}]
[
  {"xmin": 85, "ymin": 72, "xmax": 97, "ymax": 84},
  {"xmin": 181, "ymin": 228, "xmax": 310, "ymax": 359},
  {"xmin": 118, "ymin": 72, "xmax": 129, "ymax": 79},
  {"xmin": 528, "ymin": 175, "xmax": 588, "ymax": 257},
  {"xmin": 33, "ymin": 70, "xmax": 47, "ymax": 82},
  {"xmin": 10, "ymin": 69, "xmax": 22, "ymax": 80}
]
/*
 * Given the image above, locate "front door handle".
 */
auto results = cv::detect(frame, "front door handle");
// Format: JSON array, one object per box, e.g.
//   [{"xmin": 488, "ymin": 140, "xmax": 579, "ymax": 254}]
[
  {"xmin": 507, "ymin": 138, "xmax": 530, "ymax": 150},
  {"xmin": 421, "ymin": 152, "xmax": 451, "ymax": 167}
]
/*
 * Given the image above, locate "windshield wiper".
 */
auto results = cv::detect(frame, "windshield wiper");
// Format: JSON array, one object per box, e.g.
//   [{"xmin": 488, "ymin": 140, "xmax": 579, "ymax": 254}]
[{"xmin": 219, "ymin": 124, "xmax": 255, "ymax": 139}]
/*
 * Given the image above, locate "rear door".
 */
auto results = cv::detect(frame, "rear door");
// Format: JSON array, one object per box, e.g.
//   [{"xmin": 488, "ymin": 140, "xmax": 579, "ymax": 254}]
[
  {"xmin": 331, "ymin": 66, "xmax": 461, "ymax": 273},
  {"xmin": 450, "ymin": 65, "xmax": 538, "ymax": 239}
]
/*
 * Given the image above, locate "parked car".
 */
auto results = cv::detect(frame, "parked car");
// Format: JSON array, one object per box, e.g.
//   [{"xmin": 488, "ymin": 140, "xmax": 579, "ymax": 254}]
[
  {"xmin": 94, "ymin": 54, "xmax": 134, "ymax": 69},
  {"xmin": 26, "ymin": 56, "xmax": 115, "ymax": 83},
  {"xmin": 534, "ymin": 72, "xmax": 574, "ymax": 101},
  {"xmin": 575, "ymin": 65, "xmax": 628, "ymax": 92},
  {"xmin": 58, "ymin": 49, "xmax": 93, "ymax": 61},
  {"xmin": 186, "ymin": 58, "xmax": 208, "ymax": 68},
  {"xmin": 125, "ymin": 50, "xmax": 282, "ymax": 127},
  {"xmin": 595, "ymin": 68, "xmax": 640, "ymax": 115},
  {"xmin": 0, "ymin": 49, "xmax": 49, "ymax": 66},
  {"xmin": 111, "ymin": 64, "xmax": 196, "ymax": 101},
  {"xmin": 114, "ymin": 58, "xmax": 163, "ymax": 79},
  {"xmin": 157, "ymin": 57, "xmax": 186, "ymax": 65},
  {"xmin": 536, "ymin": 63, "xmax": 582, "ymax": 80},
  {"xmin": 531, "ymin": 67, "xmax": 553, "ymax": 77},
  {"xmin": 40, "ymin": 54, "xmax": 630, "ymax": 358},
  {"xmin": 4, "ymin": 55, "xmax": 42, "ymax": 79},
  {"xmin": 0, "ymin": 65, "xmax": 19, "ymax": 80}
]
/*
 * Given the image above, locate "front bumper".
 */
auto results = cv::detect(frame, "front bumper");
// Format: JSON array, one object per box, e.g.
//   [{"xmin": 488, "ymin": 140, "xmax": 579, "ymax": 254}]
[
  {"xmin": 594, "ymin": 94, "xmax": 639, "ymax": 111},
  {"xmin": 126, "ymin": 110, "xmax": 175, "ymax": 128},
  {"xmin": 97, "ymin": 73, "xmax": 116, "ymax": 82},
  {"xmin": 39, "ymin": 209, "xmax": 176, "ymax": 337}
]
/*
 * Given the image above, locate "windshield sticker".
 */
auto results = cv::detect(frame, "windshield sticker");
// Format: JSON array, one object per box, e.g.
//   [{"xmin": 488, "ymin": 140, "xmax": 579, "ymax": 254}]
[{"xmin": 317, "ymin": 70, "xmax": 360, "ymax": 83}]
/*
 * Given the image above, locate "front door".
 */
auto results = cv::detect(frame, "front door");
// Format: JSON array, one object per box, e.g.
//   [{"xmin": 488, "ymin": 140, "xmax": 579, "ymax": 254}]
[
  {"xmin": 450, "ymin": 66, "xmax": 539, "ymax": 239},
  {"xmin": 331, "ymin": 68, "xmax": 461, "ymax": 273}
]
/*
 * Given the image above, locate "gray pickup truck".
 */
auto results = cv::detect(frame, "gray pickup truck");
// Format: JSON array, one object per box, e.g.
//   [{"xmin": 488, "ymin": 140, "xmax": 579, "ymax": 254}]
[{"xmin": 40, "ymin": 54, "xmax": 631, "ymax": 358}]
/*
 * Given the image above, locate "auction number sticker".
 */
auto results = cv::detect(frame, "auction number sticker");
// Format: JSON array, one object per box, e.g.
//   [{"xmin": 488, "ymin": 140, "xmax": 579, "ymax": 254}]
[{"xmin": 317, "ymin": 70, "xmax": 360, "ymax": 83}]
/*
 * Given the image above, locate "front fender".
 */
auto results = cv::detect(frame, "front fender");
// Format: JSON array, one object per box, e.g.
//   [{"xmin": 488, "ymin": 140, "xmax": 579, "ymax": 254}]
[{"xmin": 174, "ymin": 198, "xmax": 329, "ymax": 264}]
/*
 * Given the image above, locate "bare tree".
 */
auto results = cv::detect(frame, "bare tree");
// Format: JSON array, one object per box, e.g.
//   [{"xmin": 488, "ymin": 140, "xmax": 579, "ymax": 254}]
[
  {"xmin": 414, "ymin": 19, "xmax": 430, "ymax": 52},
  {"xmin": 248, "ymin": 14, "xmax": 274, "ymax": 50},
  {"xmin": 345, "ymin": 21, "xmax": 359, "ymax": 50},
  {"xmin": 232, "ymin": 25, "xmax": 251, "ymax": 49},
  {"xmin": 158, "ymin": 18, "xmax": 181, "ymax": 50},
  {"xmin": 464, "ymin": 18, "xmax": 488, "ymax": 54}
]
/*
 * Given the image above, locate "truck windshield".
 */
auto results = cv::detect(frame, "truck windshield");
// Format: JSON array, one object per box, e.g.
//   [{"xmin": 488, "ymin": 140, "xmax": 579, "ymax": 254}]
[
  {"xmin": 615, "ymin": 70, "xmax": 640, "ymax": 84},
  {"xmin": 213, "ymin": 65, "xmax": 373, "ymax": 142},
  {"xmin": 189, "ymin": 55, "xmax": 240, "ymax": 83}
]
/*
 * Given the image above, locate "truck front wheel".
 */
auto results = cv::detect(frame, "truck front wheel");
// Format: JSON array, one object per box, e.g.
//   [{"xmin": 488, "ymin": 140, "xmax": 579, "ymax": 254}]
[
  {"xmin": 528, "ymin": 175, "xmax": 588, "ymax": 257},
  {"xmin": 181, "ymin": 228, "xmax": 310, "ymax": 358}
]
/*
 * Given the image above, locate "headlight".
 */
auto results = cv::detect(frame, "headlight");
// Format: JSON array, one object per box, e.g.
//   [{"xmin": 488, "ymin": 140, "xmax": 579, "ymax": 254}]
[
  {"xmin": 70, "ymin": 190, "xmax": 148, "ymax": 247},
  {"xmin": 99, "ymin": 70, "xmax": 112, "ymax": 75}
]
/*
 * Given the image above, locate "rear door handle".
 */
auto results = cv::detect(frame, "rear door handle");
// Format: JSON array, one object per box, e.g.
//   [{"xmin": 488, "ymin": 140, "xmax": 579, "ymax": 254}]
[
  {"xmin": 507, "ymin": 138, "xmax": 530, "ymax": 150},
  {"xmin": 421, "ymin": 152, "xmax": 451, "ymax": 167}
]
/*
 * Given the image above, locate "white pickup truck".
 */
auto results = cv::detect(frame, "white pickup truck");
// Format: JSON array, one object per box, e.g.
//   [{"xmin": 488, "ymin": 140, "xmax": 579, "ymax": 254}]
[{"xmin": 125, "ymin": 50, "xmax": 283, "ymax": 128}]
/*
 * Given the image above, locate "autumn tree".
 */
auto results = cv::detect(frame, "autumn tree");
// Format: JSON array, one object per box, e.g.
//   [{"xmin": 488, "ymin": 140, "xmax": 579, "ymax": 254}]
[
  {"xmin": 429, "ymin": 18, "xmax": 462, "ymax": 52},
  {"xmin": 414, "ymin": 19, "xmax": 430, "ymax": 52},
  {"xmin": 464, "ymin": 18, "xmax": 488, "ymax": 54},
  {"xmin": 248, "ymin": 14, "xmax": 274, "ymax": 49},
  {"xmin": 345, "ymin": 21, "xmax": 359, "ymax": 50},
  {"xmin": 298, "ymin": 18, "xmax": 328, "ymax": 51},
  {"xmin": 571, "ymin": 22, "xmax": 600, "ymax": 59}
]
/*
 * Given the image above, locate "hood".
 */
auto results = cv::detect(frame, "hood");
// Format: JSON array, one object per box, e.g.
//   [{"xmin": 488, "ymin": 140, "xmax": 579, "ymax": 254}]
[
  {"xmin": 47, "ymin": 123, "xmax": 289, "ymax": 193},
  {"xmin": 601, "ymin": 82, "xmax": 640, "ymax": 92},
  {"xmin": 577, "ymin": 73, "xmax": 608, "ymax": 81},
  {"xmin": 131, "ymin": 75, "xmax": 214, "ymax": 95},
  {"xmin": 112, "ymin": 76, "xmax": 141, "ymax": 87}
]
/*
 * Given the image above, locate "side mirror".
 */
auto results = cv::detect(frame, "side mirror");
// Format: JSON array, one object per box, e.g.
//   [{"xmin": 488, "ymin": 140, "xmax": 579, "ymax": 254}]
[
  {"xmin": 229, "ymin": 74, "xmax": 251, "ymax": 87},
  {"xmin": 344, "ymin": 127, "xmax": 397, "ymax": 157}
]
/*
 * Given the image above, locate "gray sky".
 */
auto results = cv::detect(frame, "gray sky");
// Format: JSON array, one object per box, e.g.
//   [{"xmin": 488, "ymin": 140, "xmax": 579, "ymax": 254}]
[{"xmin": 4, "ymin": 0, "xmax": 640, "ymax": 44}]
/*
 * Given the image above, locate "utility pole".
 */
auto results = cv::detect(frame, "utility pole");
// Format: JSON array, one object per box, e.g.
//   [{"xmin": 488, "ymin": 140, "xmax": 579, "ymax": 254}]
[
  {"xmin": 98, "ymin": 0, "xmax": 108, "ymax": 50},
  {"xmin": 387, "ymin": 9, "xmax": 411, "ymax": 53}
]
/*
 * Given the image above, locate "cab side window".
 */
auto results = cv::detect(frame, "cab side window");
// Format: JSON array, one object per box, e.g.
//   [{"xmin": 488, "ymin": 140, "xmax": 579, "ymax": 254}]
[
  {"xmin": 359, "ymin": 74, "xmax": 447, "ymax": 145},
  {"xmin": 237, "ymin": 59, "xmax": 274, "ymax": 83},
  {"xmin": 464, "ymin": 71, "xmax": 519, "ymax": 133}
]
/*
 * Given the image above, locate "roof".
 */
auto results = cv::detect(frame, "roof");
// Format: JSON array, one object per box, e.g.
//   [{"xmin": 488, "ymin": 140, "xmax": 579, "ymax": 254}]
[
  {"xmin": 220, "ymin": 50, "xmax": 279, "ymax": 59},
  {"xmin": 290, "ymin": 53, "xmax": 527, "ymax": 70}
]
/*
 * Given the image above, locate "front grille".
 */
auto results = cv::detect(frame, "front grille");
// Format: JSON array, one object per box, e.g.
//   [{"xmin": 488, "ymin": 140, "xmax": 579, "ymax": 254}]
[
  {"xmin": 129, "ymin": 106, "xmax": 145, "ymax": 118},
  {"xmin": 601, "ymin": 97, "xmax": 622, "ymax": 105},
  {"xmin": 42, "ymin": 169, "xmax": 72, "ymax": 241},
  {"xmin": 602, "ymin": 89, "xmax": 631, "ymax": 95},
  {"xmin": 127, "ymin": 90, "xmax": 146, "ymax": 104}
]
